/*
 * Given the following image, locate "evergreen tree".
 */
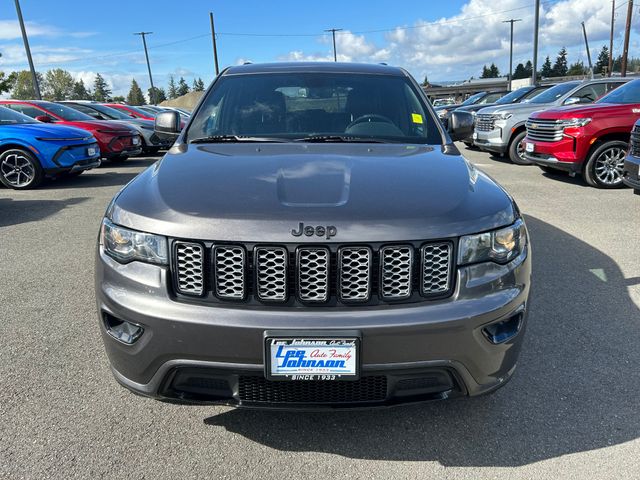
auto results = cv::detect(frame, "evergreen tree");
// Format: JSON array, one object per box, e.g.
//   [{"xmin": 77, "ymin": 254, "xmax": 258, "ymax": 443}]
[
  {"xmin": 167, "ymin": 75, "xmax": 178, "ymax": 99},
  {"xmin": 11, "ymin": 70, "xmax": 44, "ymax": 99},
  {"xmin": 176, "ymin": 77, "xmax": 190, "ymax": 96},
  {"xmin": 126, "ymin": 79, "xmax": 146, "ymax": 105},
  {"xmin": 480, "ymin": 65, "xmax": 490, "ymax": 78},
  {"xmin": 422, "ymin": 75, "xmax": 429, "ymax": 86},
  {"xmin": 512, "ymin": 63, "xmax": 527, "ymax": 80},
  {"xmin": 524, "ymin": 60, "xmax": 533, "ymax": 78},
  {"xmin": 70, "ymin": 79, "xmax": 91, "ymax": 100},
  {"xmin": 192, "ymin": 77, "xmax": 206, "ymax": 91},
  {"xmin": 613, "ymin": 55, "xmax": 622, "ymax": 72},
  {"xmin": 148, "ymin": 86, "xmax": 167, "ymax": 104},
  {"xmin": 567, "ymin": 61, "xmax": 587, "ymax": 76},
  {"xmin": 43, "ymin": 68, "xmax": 75, "ymax": 100},
  {"xmin": 93, "ymin": 73, "xmax": 112, "ymax": 102},
  {"xmin": 111, "ymin": 95, "xmax": 126, "ymax": 103},
  {"xmin": 551, "ymin": 47, "xmax": 568, "ymax": 77},
  {"xmin": 489, "ymin": 63, "xmax": 500, "ymax": 77},
  {"xmin": 541, "ymin": 56, "xmax": 553, "ymax": 77},
  {"xmin": 595, "ymin": 45, "xmax": 610, "ymax": 74}
]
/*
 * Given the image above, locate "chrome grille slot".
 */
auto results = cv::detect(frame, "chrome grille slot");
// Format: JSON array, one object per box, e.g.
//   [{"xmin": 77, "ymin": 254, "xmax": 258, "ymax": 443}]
[
  {"xmin": 475, "ymin": 114, "xmax": 495, "ymax": 132},
  {"xmin": 174, "ymin": 242, "xmax": 204, "ymax": 296},
  {"xmin": 255, "ymin": 247, "xmax": 288, "ymax": 301},
  {"xmin": 421, "ymin": 242, "xmax": 453, "ymax": 295},
  {"xmin": 380, "ymin": 246, "xmax": 413, "ymax": 300},
  {"xmin": 338, "ymin": 247, "xmax": 372, "ymax": 302},
  {"xmin": 213, "ymin": 245, "xmax": 245, "ymax": 300},
  {"xmin": 526, "ymin": 119, "xmax": 564, "ymax": 142},
  {"xmin": 297, "ymin": 247, "xmax": 330, "ymax": 302}
]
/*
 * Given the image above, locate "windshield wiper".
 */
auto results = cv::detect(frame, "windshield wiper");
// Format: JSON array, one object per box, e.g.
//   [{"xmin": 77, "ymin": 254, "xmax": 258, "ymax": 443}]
[
  {"xmin": 189, "ymin": 135, "xmax": 287, "ymax": 144},
  {"xmin": 294, "ymin": 135, "xmax": 388, "ymax": 143}
]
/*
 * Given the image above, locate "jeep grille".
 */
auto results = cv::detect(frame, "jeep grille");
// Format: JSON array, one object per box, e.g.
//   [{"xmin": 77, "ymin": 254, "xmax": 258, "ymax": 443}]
[{"xmin": 172, "ymin": 241, "xmax": 455, "ymax": 305}]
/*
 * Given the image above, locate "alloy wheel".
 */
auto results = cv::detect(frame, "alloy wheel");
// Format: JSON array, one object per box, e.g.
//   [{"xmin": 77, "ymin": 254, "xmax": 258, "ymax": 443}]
[
  {"xmin": 1, "ymin": 152, "xmax": 35, "ymax": 188},
  {"xmin": 594, "ymin": 147, "xmax": 625, "ymax": 186}
]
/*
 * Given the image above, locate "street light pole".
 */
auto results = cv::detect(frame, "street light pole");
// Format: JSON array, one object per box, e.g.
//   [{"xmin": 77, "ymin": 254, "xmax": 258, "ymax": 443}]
[
  {"xmin": 209, "ymin": 12, "xmax": 220, "ymax": 76},
  {"xmin": 581, "ymin": 22, "xmax": 594, "ymax": 79},
  {"xmin": 325, "ymin": 28, "xmax": 343, "ymax": 62},
  {"xmin": 621, "ymin": 0, "xmax": 634, "ymax": 77},
  {"xmin": 13, "ymin": 0, "xmax": 41, "ymax": 99},
  {"xmin": 532, "ymin": 0, "xmax": 540, "ymax": 84},
  {"xmin": 134, "ymin": 32, "xmax": 156, "ymax": 104},
  {"xmin": 609, "ymin": 0, "xmax": 615, "ymax": 77},
  {"xmin": 503, "ymin": 19, "xmax": 522, "ymax": 91}
]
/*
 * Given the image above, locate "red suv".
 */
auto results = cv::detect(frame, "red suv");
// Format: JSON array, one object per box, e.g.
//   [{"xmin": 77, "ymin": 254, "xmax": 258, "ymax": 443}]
[
  {"xmin": 0, "ymin": 100, "xmax": 142, "ymax": 161},
  {"xmin": 105, "ymin": 103, "xmax": 186, "ymax": 129},
  {"xmin": 524, "ymin": 79, "xmax": 640, "ymax": 188}
]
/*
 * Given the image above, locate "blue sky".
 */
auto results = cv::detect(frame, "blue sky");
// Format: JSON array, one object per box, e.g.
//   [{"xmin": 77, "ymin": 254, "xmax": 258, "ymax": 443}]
[{"xmin": 1, "ymin": 0, "xmax": 638, "ymax": 97}]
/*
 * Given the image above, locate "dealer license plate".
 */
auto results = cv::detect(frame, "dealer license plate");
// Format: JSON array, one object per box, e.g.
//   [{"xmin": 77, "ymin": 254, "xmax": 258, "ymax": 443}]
[
  {"xmin": 266, "ymin": 337, "xmax": 358, "ymax": 380},
  {"xmin": 87, "ymin": 147, "xmax": 97, "ymax": 156},
  {"xmin": 525, "ymin": 142, "xmax": 534, "ymax": 153},
  {"xmin": 472, "ymin": 132, "xmax": 478, "ymax": 140},
  {"xmin": 132, "ymin": 137, "xmax": 140, "ymax": 145}
]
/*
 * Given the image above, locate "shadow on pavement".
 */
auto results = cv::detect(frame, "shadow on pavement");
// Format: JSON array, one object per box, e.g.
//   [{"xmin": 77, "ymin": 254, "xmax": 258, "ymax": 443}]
[
  {"xmin": 0, "ymin": 196, "xmax": 89, "ymax": 227},
  {"xmin": 47, "ymin": 172, "xmax": 142, "ymax": 189},
  {"xmin": 204, "ymin": 215, "xmax": 640, "ymax": 466}
]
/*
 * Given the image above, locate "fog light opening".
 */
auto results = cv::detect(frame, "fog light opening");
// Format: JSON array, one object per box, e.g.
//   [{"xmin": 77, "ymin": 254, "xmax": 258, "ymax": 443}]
[
  {"xmin": 103, "ymin": 313, "xmax": 144, "ymax": 344},
  {"xmin": 482, "ymin": 312, "xmax": 523, "ymax": 344}
]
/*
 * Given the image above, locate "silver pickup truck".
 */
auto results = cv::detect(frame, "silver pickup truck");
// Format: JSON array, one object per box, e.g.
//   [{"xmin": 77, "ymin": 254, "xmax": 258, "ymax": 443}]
[{"xmin": 474, "ymin": 78, "xmax": 628, "ymax": 164}]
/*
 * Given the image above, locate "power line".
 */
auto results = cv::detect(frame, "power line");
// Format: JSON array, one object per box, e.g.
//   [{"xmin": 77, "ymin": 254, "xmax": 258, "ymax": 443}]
[{"xmin": 325, "ymin": 28, "xmax": 343, "ymax": 62}]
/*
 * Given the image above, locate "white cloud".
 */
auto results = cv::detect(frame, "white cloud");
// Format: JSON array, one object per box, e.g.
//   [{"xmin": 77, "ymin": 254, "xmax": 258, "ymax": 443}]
[
  {"xmin": 279, "ymin": 0, "xmax": 636, "ymax": 81},
  {"xmin": 0, "ymin": 19, "xmax": 96, "ymax": 41}
]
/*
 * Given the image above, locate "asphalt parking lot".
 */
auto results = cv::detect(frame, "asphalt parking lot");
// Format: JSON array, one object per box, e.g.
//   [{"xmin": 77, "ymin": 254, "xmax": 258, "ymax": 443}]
[{"xmin": 1, "ymin": 146, "xmax": 639, "ymax": 479}]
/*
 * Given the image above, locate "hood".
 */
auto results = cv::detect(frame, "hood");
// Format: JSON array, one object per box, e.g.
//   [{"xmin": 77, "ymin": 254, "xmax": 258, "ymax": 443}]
[
  {"xmin": 110, "ymin": 143, "xmax": 515, "ymax": 243},
  {"xmin": 107, "ymin": 119, "xmax": 154, "ymax": 132},
  {"xmin": 64, "ymin": 119, "xmax": 134, "ymax": 133},
  {"xmin": 435, "ymin": 104, "xmax": 461, "ymax": 112},
  {"xmin": 0, "ymin": 123, "xmax": 91, "ymax": 139},
  {"xmin": 530, "ymin": 103, "xmax": 629, "ymax": 119},
  {"xmin": 478, "ymin": 101, "xmax": 552, "ymax": 116},
  {"xmin": 456, "ymin": 103, "xmax": 497, "ymax": 113}
]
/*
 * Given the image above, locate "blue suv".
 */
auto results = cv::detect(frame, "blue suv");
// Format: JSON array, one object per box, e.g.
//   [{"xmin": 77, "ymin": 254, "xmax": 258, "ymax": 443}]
[{"xmin": 0, "ymin": 106, "xmax": 100, "ymax": 189}]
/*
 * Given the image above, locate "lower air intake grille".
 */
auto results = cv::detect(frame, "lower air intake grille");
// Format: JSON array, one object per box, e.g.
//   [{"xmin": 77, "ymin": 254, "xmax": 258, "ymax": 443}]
[
  {"xmin": 174, "ymin": 242, "xmax": 204, "ymax": 296},
  {"xmin": 238, "ymin": 375, "xmax": 388, "ymax": 404}
]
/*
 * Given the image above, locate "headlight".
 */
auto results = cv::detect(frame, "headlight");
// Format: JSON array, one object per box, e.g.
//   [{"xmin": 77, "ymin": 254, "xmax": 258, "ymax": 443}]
[
  {"xmin": 492, "ymin": 112, "xmax": 512, "ymax": 120},
  {"xmin": 562, "ymin": 117, "xmax": 591, "ymax": 129},
  {"xmin": 458, "ymin": 219, "xmax": 527, "ymax": 265},
  {"xmin": 471, "ymin": 111, "xmax": 477, "ymax": 117},
  {"xmin": 100, "ymin": 218, "xmax": 168, "ymax": 265}
]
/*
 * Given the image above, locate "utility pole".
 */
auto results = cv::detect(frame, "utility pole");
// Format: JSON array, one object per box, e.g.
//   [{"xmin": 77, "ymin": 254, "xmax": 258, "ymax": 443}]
[
  {"xmin": 325, "ymin": 28, "xmax": 343, "ymax": 62},
  {"xmin": 532, "ymin": 0, "xmax": 540, "ymax": 84},
  {"xmin": 503, "ymin": 19, "xmax": 521, "ymax": 91},
  {"xmin": 13, "ymin": 0, "xmax": 41, "ymax": 99},
  {"xmin": 581, "ymin": 22, "xmax": 594, "ymax": 79},
  {"xmin": 621, "ymin": 0, "xmax": 634, "ymax": 76},
  {"xmin": 134, "ymin": 32, "xmax": 156, "ymax": 104},
  {"xmin": 209, "ymin": 12, "xmax": 220, "ymax": 76},
  {"xmin": 609, "ymin": 0, "xmax": 615, "ymax": 77}
]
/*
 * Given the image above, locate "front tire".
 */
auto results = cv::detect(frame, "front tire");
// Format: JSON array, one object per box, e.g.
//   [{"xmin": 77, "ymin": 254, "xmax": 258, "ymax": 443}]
[
  {"xmin": 0, "ymin": 148, "xmax": 44, "ymax": 189},
  {"xmin": 508, "ymin": 131, "xmax": 531, "ymax": 165},
  {"xmin": 583, "ymin": 141, "xmax": 627, "ymax": 188}
]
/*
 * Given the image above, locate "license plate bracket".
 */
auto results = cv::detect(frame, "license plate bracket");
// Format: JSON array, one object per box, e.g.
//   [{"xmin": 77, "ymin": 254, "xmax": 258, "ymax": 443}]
[
  {"xmin": 525, "ymin": 142, "xmax": 534, "ymax": 153},
  {"xmin": 264, "ymin": 330, "xmax": 361, "ymax": 381}
]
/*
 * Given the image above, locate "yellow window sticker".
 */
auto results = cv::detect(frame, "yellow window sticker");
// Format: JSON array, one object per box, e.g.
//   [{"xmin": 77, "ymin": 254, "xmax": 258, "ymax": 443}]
[{"xmin": 411, "ymin": 113, "xmax": 423, "ymax": 124}]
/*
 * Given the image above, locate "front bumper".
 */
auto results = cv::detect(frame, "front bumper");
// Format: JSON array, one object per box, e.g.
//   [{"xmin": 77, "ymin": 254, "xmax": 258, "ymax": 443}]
[
  {"xmin": 523, "ymin": 136, "xmax": 583, "ymax": 174},
  {"xmin": 474, "ymin": 127, "xmax": 508, "ymax": 154},
  {"xmin": 100, "ymin": 134, "xmax": 143, "ymax": 158},
  {"xmin": 623, "ymin": 153, "xmax": 640, "ymax": 194},
  {"xmin": 96, "ymin": 243, "xmax": 531, "ymax": 409}
]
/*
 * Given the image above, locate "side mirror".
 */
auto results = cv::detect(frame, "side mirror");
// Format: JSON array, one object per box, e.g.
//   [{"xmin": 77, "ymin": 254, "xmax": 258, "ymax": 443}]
[
  {"xmin": 448, "ymin": 111, "xmax": 474, "ymax": 142},
  {"xmin": 154, "ymin": 111, "xmax": 181, "ymax": 136},
  {"xmin": 563, "ymin": 97, "xmax": 581, "ymax": 106},
  {"xmin": 35, "ymin": 115, "xmax": 52, "ymax": 123}
]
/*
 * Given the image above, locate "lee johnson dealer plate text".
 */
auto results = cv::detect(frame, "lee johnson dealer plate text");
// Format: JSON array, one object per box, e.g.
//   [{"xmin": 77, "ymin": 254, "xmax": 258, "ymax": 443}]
[{"xmin": 266, "ymin": 338, "xmax": 359, "ymax": 381}]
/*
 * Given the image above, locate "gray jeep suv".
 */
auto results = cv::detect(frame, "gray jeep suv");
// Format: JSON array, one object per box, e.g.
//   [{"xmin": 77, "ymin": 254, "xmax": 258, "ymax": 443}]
[
  {"xmin": 96, "ymin": 62, "xmax": 531, "ymax": 409},
  {"xmin": 474, "ymin": 78, "xmax": 628, "ymax": 164}
]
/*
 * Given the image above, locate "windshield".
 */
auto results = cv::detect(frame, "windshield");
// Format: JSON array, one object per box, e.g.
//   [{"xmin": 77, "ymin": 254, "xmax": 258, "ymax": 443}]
[
  {"xmin": 188, "ymin": 72, "xmax": 441, "ymax": 144},
  {"xmin": 89, "ymin": 103, "xmax": 134, "ymax": 120},
  {"xmin": 123, "ymin": 105, "xmax": 154, "ymax": 117},
  {"xmin": 37, "ymin": 101, "xmax": 94, "ymax": 121},
  {"xmin": 597, "ymin": 79, "xmax": 640, "ymax": 104},
  {"xmin": 495, "ymin": 87, "xmax": 532, "ymax": 105},
  {"xmin": 460, "ymin": 92, "xmax": 486, "ymax": 106},
  {"xmin": 0, "ymin": 106, "xmax": 37, "ymax": 125},
  {"xmin": 528, "ymin": 82, "xmax": 579, "ymax": 104}
]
